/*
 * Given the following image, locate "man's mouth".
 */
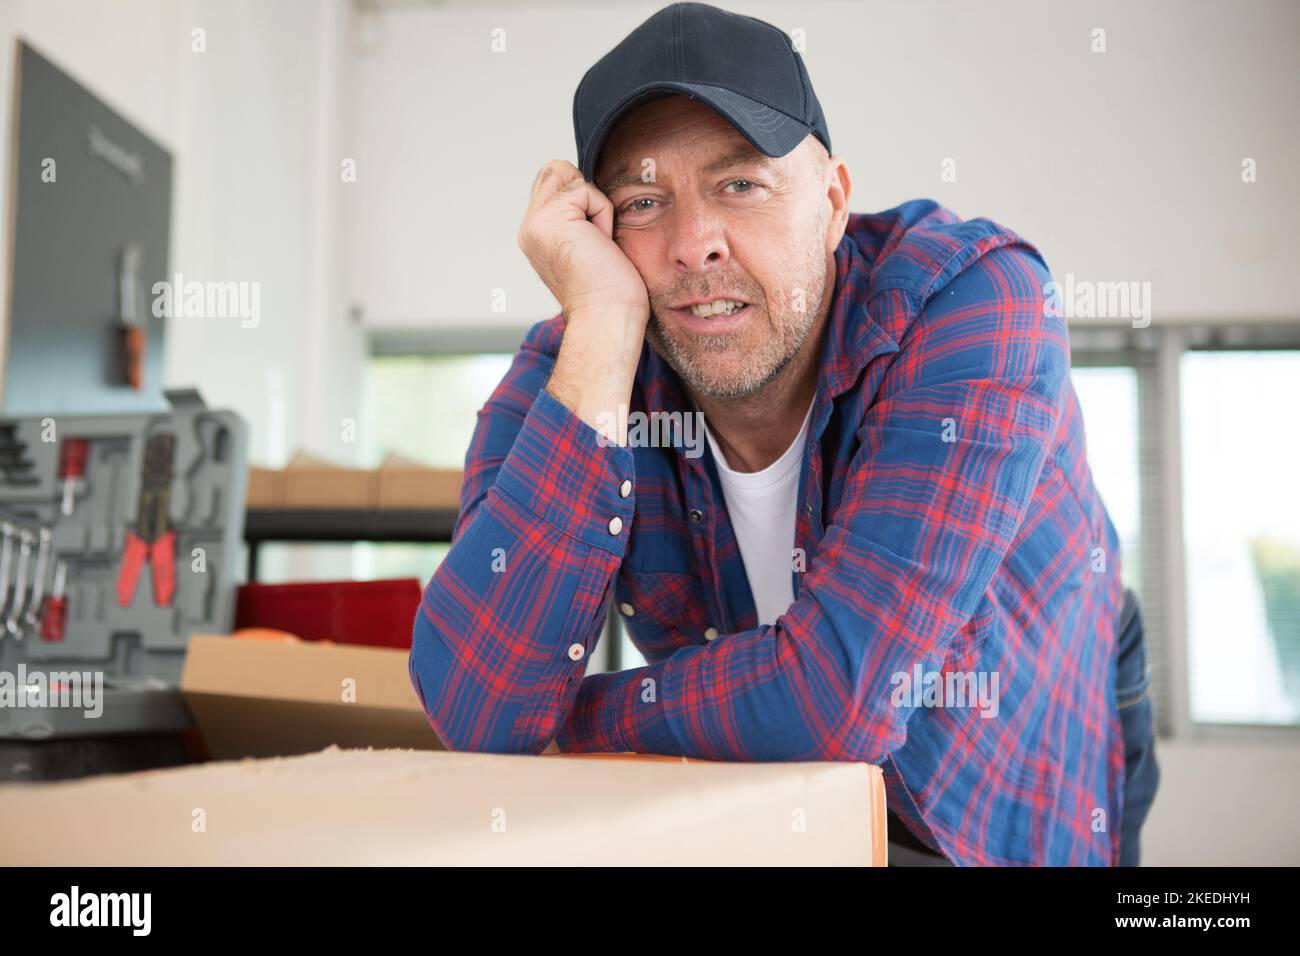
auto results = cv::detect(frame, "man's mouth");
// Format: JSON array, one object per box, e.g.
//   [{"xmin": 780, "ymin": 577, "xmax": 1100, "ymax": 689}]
[
  {"xmin": 666, "ymin": 298, "xmax": 753, "ymax": 335},
  {"xmin": 683, "ymin": 298, "xmax": 747, "ymax": 318}
]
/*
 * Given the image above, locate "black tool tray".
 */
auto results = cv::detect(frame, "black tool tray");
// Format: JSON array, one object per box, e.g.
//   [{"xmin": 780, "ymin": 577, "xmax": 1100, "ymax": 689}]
[{"xmin": 0, "ymin": 389, "xmax": 247, "ymax": 740}]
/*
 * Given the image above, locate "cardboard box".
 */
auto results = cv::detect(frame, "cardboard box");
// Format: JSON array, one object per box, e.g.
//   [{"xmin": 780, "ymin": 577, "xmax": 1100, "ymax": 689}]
[
  {"xmin": 0, "ymin": 746, "xmax": 887, "ymax": 865},
  {"xmin": 375, "ymin": 453, "xmax": 462, "ymax": 509},
  {"xmin": 244, "ymin": 465, "xmax": 283, "ymax": 508},
  {"xmin": 278, "ymin": 451, "xmax": 377, "ymax": 508},
  {"xmin": 246, "ymin": 453, "xmax": 463, "ymax": 510},
  {"xmin": 180, "ymin": 634, "xmax": 441, "ymax": 760}
]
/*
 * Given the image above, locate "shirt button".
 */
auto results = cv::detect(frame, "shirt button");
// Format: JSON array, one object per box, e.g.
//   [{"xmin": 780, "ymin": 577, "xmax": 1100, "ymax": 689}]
[
  {"xmin": 566, "ymin": 643, "xmax": 585, "ymax": 662},
  {"xmin": 608, "ymin": 516, "xmax": 623, "ymax": 535},
  {"xmin": 619, "ymin": 479, "xmax": 632, "ymax": 498},
  {"xmin": 704, "ymin": 627, "xmax": 718, "ymax": 641},
  {"xmin": 619, "ymin": 602, "xmax": 635, "ymax": 617},
  {"xmin": 688, "ymin": 508, "xmax": 704, "ymax": 524}
]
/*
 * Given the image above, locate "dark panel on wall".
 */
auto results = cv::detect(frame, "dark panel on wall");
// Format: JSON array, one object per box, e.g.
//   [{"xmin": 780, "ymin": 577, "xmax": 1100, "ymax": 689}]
[{"xmin": 4, "ymin": 40, "xmax": 172, "ymax": 414}]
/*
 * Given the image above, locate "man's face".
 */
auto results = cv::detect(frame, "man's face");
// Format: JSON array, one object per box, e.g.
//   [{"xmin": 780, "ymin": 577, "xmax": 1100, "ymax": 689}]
[{"xmin": 596, "ymin": 96, "xmax": 838, "ymax": 400}]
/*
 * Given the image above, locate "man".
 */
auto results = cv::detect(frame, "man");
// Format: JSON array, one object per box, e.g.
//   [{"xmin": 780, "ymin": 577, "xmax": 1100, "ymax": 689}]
[{"xmin": 409, "ymin": 2, "xmax": 1159, "ymax": 866}]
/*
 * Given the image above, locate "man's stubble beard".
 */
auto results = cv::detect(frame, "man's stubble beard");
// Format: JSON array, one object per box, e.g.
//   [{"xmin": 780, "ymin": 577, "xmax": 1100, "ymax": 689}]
[{"xmin": 643, "ymin": 236, "xmax": 829, "ymax": 402}]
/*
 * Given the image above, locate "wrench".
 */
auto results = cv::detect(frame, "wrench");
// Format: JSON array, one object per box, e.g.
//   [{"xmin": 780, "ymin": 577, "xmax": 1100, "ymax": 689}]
[
  {"xmin": 7, "ymin": 529, "xmax": 32, "ymax": 637},
  {"xmin": 0, "ymin": 522, "xmax": 14, "ymax": 634},
  {"xmin": 22, "ymin": 527, "xmax": 52, "ymax": 635}
]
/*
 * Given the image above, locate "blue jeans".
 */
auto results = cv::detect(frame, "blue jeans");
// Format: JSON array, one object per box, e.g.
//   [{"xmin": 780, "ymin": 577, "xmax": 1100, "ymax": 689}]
[{"xmin": 1116, "ymin": 588, "xmax": 1160, "ymax": 866}]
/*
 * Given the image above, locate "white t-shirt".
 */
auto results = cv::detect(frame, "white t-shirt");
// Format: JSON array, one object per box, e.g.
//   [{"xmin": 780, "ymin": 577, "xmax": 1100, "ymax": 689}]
[{"xmin": 701, "ymin": 399, "xmax": 815, "ymax": 626}]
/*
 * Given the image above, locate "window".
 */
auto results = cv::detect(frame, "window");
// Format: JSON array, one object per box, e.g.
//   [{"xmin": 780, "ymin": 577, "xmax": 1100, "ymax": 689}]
[
  {"xmin": 1181, "ymin": 350, "xmax": 1300, "ymax": 726},
  {"xmin": 1069, "ymin": 366, "xmax": 1143, "ymax": 598},
  {"xmin": 359, "ymin": 351, "xmax": 514, "ymax": 586},
  {"xmin": 366, "ymin": 353, "xmax": 515, "ymax": 470}
]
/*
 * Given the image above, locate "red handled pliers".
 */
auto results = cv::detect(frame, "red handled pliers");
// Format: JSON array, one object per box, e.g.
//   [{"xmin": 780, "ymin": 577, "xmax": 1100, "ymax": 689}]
[{"xmin": 117, "ymin": 431, "xmax": 177, "ymax": 608}]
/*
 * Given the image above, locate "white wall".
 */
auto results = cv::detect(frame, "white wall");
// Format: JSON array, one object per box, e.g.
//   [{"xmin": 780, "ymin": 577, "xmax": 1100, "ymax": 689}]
[
  {"xmin": 1145, "ymin": 739, "xmax": 1300, "ymax": 866},
  {"xmin": 0, "ymin": 0, "xmax": 365, "ymax": 468},
  {"xmin": 6, "ymin": 0, "xmax": 1294, "ymax": 443},
  {"xmin": 343, "ymin": 0, "xmax": 1300, "ymax": 331}
]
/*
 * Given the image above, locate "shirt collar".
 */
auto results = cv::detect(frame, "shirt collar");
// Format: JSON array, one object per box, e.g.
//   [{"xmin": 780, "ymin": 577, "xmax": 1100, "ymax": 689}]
[{"xmin": 818, "ymin": 228, "xmax": 900, "ymax": 403}]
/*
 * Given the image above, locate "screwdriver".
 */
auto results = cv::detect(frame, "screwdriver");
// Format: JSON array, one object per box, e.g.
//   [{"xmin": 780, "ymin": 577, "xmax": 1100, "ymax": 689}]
[{"xmin": 59, "ymin": 438, "xmax": 89, "ymax": 516}]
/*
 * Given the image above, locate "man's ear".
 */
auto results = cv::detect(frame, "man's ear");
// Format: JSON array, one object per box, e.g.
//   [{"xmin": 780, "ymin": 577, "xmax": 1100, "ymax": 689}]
[{"xmin": 824, "ymin": 155, "xmax": 852, "ymax": 253}]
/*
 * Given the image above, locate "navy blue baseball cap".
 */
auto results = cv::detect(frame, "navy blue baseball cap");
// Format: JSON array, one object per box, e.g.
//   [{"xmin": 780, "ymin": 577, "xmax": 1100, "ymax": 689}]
[{"xmin": 574, "ymin": 2, "xmax": 832, "ymax": 182}]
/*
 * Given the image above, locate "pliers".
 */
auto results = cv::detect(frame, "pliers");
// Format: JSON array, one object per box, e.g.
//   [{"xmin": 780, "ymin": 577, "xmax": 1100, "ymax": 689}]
[{"xmin": 116, "ymin": 431, "xmax": 177, "ymax": 608}]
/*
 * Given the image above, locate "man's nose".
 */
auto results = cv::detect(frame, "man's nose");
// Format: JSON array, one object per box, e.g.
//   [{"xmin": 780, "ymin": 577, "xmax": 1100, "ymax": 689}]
[{"xmin": 666, "ymin": 196, "xmax": 729, "ymax": 272}]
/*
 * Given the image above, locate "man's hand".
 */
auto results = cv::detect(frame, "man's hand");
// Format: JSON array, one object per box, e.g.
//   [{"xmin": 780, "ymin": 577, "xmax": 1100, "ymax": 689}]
[{"xmin": 517, "ymin": 160, "xmax": 650, "ymax": 440}]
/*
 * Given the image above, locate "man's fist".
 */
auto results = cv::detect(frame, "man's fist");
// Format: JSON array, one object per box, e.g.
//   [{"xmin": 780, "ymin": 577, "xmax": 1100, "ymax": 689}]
[
  {"xmin": 518, "ymin": 161, "xmax": 651, "ymax": 437},
  {"xmin": 517, "ymin": 160, "xmax": 649, "ymax": 321}
]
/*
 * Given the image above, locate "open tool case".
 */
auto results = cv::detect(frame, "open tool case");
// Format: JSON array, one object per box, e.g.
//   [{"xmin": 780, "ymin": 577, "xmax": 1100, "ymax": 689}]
[{"xmin": 0, "ymin": 389, "xmax": 247, "ymax": 754}]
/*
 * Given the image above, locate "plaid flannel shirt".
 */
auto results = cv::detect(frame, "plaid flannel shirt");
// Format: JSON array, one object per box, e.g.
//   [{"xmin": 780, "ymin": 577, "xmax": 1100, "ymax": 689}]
[{"xmin": 409, "ymin": 199, "xmax": 1127, "ymax": 866}]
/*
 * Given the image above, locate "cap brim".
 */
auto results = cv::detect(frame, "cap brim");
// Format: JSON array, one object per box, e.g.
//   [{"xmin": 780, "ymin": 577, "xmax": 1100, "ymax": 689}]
[{"xmin": 580, "ymin": 81, "xmax": 814, "ymax": 182}]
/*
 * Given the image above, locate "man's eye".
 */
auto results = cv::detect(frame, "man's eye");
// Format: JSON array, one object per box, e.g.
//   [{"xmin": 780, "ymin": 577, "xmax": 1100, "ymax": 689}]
[
  {"xmin": 727, "ymin": 179, "xmax": 756, "ymax": 193},
  {"xmin": 623, "ymin": 198, "xmax": 657, "ymax": 213}
]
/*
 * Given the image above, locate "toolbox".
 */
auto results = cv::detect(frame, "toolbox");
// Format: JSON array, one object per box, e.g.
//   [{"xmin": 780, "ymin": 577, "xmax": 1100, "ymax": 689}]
[{"xmin": 0, "ymin": 388, "xmax": 247, "ymax": 746}]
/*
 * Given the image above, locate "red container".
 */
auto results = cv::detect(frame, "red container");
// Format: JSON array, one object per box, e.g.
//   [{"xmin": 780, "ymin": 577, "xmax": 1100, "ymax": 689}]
[{"xmin": 234, "ymin": 578, "xmax": 422, "ymax": 649}]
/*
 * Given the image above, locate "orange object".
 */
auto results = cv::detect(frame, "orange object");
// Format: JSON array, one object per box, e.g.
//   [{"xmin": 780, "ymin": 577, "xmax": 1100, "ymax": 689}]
[
  {"xmin": 117, "ymin": 529, "xmax": 176, "ymax": 608},
  {"xmin": 231, "ymin": 628, "xmax": 302, "ymax": 644},
  {"xmin": 124, "ymin": 324, "xmax": 144, "ymax": 390}
]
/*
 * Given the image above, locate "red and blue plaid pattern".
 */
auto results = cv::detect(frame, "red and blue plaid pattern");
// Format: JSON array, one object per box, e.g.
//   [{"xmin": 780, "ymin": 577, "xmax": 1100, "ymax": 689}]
[{"xmin": 410, "ymin": 199, "xmax": 1127, "ymax": 866}]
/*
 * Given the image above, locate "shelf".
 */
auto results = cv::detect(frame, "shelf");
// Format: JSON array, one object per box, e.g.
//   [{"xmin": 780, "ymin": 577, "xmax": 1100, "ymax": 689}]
[
  {"xmin": 242, "ymin": 507, "xmax": 459, "ymax": 583},
  {"xmin": 243, "ymin": 507, "xmax": 458, "ymax": 544}
]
